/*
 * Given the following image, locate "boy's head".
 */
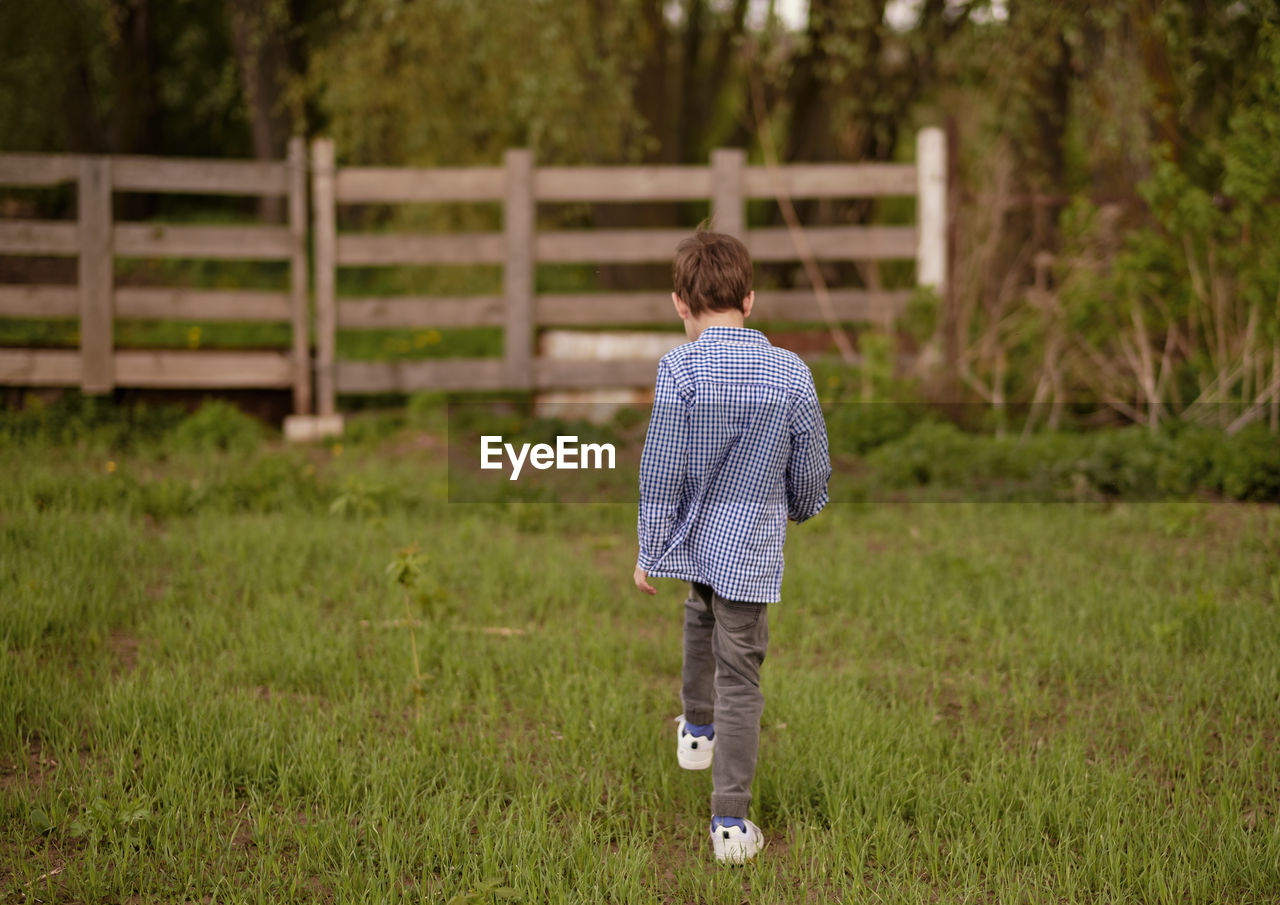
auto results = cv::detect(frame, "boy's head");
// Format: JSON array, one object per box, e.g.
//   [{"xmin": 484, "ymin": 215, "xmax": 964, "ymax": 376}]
[{"xmin": 672, "ymin": 227, "xmax": 754, "ymax": 322}]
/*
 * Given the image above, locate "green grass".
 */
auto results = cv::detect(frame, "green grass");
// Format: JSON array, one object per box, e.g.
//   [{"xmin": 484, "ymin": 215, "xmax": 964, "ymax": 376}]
[{"xmin": 2, "ymin": 409, "xmax": 1279, "ymax": 903}]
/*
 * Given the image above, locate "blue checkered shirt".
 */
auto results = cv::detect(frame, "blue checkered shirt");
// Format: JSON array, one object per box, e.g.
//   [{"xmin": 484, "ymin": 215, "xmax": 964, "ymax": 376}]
[{"xmin": 637, "ymin": 326, "xmax": 831, "ymax": 603}]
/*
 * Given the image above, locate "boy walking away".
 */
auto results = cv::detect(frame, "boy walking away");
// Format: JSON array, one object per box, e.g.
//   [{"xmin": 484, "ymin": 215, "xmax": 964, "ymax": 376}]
[{"xmin": 633, "ymin": 227, "xmax": 831, "ymax": 864}]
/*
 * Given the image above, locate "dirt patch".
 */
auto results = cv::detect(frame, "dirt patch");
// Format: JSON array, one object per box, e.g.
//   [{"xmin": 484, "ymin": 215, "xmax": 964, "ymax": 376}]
[
  {"xmin": 648, "ymin": 817, "xmax": 704, "ymax": 896},
  {"xmin": 106, "ymin": 629, "xmax": 140, "ymax": 675},
  {"xmin": 0, "ymin": 739, "xmax": 60, "ymax": 795}
]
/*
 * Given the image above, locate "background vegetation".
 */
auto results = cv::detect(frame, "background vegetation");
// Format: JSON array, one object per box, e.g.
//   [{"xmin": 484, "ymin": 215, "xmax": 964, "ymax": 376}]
[{"xmin": 2, "ymin": 0, "xmax": 1277, "ymax": 431}]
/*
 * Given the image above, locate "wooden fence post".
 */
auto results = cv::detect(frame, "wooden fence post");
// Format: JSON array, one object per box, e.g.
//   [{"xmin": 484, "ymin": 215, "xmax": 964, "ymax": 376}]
[
  {"xmin": 711, "ymin": 148, "xmax": 746, "ymax": 239},
  {"xmin": 78, "ymin": 156, "xmax": 113, "ymax": 394},
  {"xmin": 311, "ymin": 138, "xmax": 337, "ymax": 416},
  {"xmin": 916, "ymin": 127, "xmax": 947, "ymax": 293},
  {"xmin": 503, "ymin": 148, "xmax": 535, "ymax": 389},
  {"xmin": 287, "ymin": 136, "xmax": 312, "ymax": 415}
]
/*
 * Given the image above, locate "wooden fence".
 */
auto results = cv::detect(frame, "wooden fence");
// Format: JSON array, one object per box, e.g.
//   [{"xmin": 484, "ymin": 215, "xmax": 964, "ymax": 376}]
[
  {"xmin": 311, "ymin": 129, "xmax": 945, "ymax": 416},
  {"xmin": 0, "ymin": 137, "xmax": 311, "ymax": 412},
  {"xmin": 0, "ymin": 129, "xmax": 946, "ymax": 417}
]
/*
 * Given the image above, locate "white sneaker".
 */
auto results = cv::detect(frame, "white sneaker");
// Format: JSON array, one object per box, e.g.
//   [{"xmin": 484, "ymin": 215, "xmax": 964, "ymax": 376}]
[
  {"xmin": 711, "ymin": 817, "xmax": 765, "ymax": 864},
  {"xmin": 675, "ymin": 714, "xmax": 714, "ymax": 770}
]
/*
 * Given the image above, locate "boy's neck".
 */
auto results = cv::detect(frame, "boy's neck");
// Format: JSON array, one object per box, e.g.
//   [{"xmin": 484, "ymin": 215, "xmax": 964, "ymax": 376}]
[{"xmin": 686, "ymin": 310, "xmax": 746, "ymax": 340}]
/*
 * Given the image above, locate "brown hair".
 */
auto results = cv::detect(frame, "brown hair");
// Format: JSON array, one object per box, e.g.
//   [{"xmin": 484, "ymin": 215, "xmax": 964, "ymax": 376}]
[{"xmin": 672, "ymin": 225, "xmax": 753, "ymax": 316}]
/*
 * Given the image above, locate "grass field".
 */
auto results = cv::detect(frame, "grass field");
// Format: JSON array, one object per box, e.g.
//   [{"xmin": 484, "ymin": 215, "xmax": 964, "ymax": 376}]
[{"xmin": 2, "ymin": 409, "xmax": 1279, "ymax": 903}]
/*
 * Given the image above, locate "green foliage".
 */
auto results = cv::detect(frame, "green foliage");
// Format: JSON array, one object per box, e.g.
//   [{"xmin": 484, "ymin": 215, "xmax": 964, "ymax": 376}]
[
  {"xmin": 385, "ymin": 543, "xmax": 428, "ymax": 589},
  {"xmin": 0, "ymin": 392, "xmax": 186, "ymax": 451},
  {"xmin": 167, "ymin": 399, "xmax": 266, "ymax": 454},
  {"xmin": 0, "ymin": 0, "xmax": 248, "ymax": 155},
  {"xmin": 307, "ymin": 0, "xmax": 648, "ymax": 166},
  {"xmin": 330, "ymin": 474, "xmax": 388, "ymax": 520},
  {"xmin": 864, "ymin": 420, "xmax": 974, "ymax": 488},
  {"xmin": 860, "ymin": 420, "xmax": 1280, "ymax": 503},
  {"xmin": 824, "ymin": 401, "xmax": 919, "ymax": 456},
  {"xmin": 1213, "ymin": 425, "xmax": 1280, "ymax": 502},
  {"xmin": 66, "ymin": 796, "xmax": 153, "ymax": 844}
]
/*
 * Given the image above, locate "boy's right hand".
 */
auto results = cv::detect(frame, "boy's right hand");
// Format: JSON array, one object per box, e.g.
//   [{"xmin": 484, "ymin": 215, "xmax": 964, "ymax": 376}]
[{"xmin": 633, "ymin": 564, "xmax": 657, "ymax": 595}]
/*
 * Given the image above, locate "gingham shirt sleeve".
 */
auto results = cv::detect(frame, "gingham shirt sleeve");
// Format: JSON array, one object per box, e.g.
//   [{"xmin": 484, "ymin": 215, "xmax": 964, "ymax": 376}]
[
  {"xmin": 637, "ymin": 359, "xmax": 689, "ymax": 570},
  {"xmin": 786, "ymin": 369, "xmax": 831, "ymax": 523}
]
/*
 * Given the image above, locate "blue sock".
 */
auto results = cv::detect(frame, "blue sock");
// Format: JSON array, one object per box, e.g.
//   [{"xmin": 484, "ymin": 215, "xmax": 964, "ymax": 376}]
[
  {"xmin": 711, "ymin": 816, "xmax": 747, "ymax": 833},
  {"xmin": 683, "ymin": 720, "xmax": 714, "ymax": 739}
]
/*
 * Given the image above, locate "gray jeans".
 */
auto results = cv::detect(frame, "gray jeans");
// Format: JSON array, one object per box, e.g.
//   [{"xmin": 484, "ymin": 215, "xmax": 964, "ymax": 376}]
[{"xmin": 682, "ymin": 581, "xmax": 769, "ymax": 819}]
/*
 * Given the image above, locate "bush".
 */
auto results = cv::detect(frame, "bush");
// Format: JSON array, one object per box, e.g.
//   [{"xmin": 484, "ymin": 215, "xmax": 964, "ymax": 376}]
[
  {"xmin": 167, "ymin": 400, "xmax": 266, "ymax": 454},
  {"xmin": 1156, "ymin": 425, "xmax": 1228, "ymax": 497},
  {"xmin": 864, "ymin": 421, "xmax": 977, "ymax": 488},
  {"xmin": 1214, "ymin": 425, "xmax": 1280, "ymax": 501},
  {"xmin": 1074, "ymin": 428, "xmax": 1163, "ymax": 499},
  {"xmin": 0, "ymin": 392, "xmax": 185, "ymax": 451},
  {"xmin": 825, "ymin": 401, "xmax": 919, "ymax": 456},
  {"xmin": 860, "ymin": 420, "xmax": 1280, "ymax": 502}
]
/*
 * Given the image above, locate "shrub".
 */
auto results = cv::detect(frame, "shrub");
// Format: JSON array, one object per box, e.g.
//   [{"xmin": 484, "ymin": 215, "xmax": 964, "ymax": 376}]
[
  {"xmin": 1214, "ymin": 425, "xmax": 1280, "ymax": 501},
  {"xmin": 1074, "ymin": 428, "xmax": 1163, "ymax": 499},
  {"xmin": 1156, "ymin": 425, "xmax": 1229, "ymax": 498},
  {"xmin": 858, "ymin": 419, "xmax": 1280, "ymax": 503},
  {"xmin": 825, "ymin": 401, "xmax": 919, "ymax": 456},
  {"xmin": 864, "ymin": 421, "xmax": 977, "ymax": 488},
  {"xmin": 0, "ymin": 392, "xmax": 185, "ymax": 451},
  {"xmin": 167, "ymin": 400, "xmax": 265, "ymax": 454}
]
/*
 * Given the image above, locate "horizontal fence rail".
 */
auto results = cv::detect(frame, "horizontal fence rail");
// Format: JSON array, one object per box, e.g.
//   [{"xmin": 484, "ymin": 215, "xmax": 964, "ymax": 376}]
[
  {"xmin": 0, "ymin": 139, "xmax": 312, "ymax": 412},
  {"xmin": 1, "ymin": 131, "xmax": 947, "ymax": 417}
]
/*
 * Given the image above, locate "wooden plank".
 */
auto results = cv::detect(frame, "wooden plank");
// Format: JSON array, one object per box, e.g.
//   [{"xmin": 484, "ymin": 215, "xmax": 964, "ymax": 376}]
[
  {"xmin": 534, "ymin": 358, "xmax": 662, "ymax": 389},
  {"xmin": 747, "ymin": 226, "xmax": 918, "ymax": 261},
  {"xmin": 750, "ymin": 288, "xmax": 912, "ymax": 322},
  {"xmin": 537, "ymin": 227, "xmax": 916, "ymax": 264},
  {"xmin": 0, "ymin": 154, "xmax": 80, "ymax": 186},
  {"xmin": 536, "ymin": 229, "xmax": 692, "ymax": 264},
  {"xmin": 0, "ymin": 220, "xmax": 79, "ymax": 255},
  {"xmin": 312, "ymin": 139, "xmax": 337, "ymax": 415},
  {"xmin": 504, "ymin": 149, "xmax": 535, "ymax": 388},
  {"xmin": 536, "ymin": 292, "xmax": 672, "ymax": 326},
  {"xmin": 743, "ymin": 163, "xmax": 917, "ymax": 199},
  {"xmin": 712, "ymin": 149, "xmax": 746, "ymax": 238},
  {"xmin": 534, "ymin": 166, "xmax": 710, "ymax": 202},
  {"xmin": 114, "ymin": 223, "xmax": 292, "ymax": 260},
  {"xmin": 0, "ymin": 285, "xmax": 78, "ymax": 318},
  {"xmin": 78, "ymin": 157, "xmax": 113, "ymax": 393},
  {"xmin": 916, "ymin": 127, "xmax": 947, "ymax": 291},
  {"xmin": 287, "ymin": 136, "xmax": 311, "ymax": 415},
  {"xmin": 0, "ymin": 349, "xmax": 81, "ymax": 385},
  {"xmin": 336, "ymin": 167, "xmax": 505, "ymax": 203},
  {"xmin": 335, "ymin": 232, "xmax": 505, "ymax": 266},
  {"xmin": 535, "ymin": 289, "xmax": 910, "ymax": 326},
  {"xmin": 111, "ymin": 156, "xmax": 288, "ymax": 196},
  {"xmin": 334, "ymin": 358, "xmax": 507, "ymax": 393},
  {"xmin": 114, "ymin": 288, "xmax": 291, "ymax": 321},
  {"xmin": 114, "ymin": 350, "xmax": 293, "ymax": 388},
  {"xmin": 338, "ymin": 296, "xmax": 505, "ymax": 328}
]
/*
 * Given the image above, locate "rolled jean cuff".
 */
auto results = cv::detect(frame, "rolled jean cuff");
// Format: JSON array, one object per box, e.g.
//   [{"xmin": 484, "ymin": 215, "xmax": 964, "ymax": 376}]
[
  {"xmin": 685, "ymin": 709, "xmax": 714, "ymax": 725},
  {"xmin": 710, "ymin": 794, "xmax": 751, "ymax": 820}
]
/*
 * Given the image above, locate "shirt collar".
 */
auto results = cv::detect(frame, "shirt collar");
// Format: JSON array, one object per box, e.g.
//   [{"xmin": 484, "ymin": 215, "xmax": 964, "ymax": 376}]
[{"xmin": 696, "ymin": 326, "xmax": 769, "ymax": 345}]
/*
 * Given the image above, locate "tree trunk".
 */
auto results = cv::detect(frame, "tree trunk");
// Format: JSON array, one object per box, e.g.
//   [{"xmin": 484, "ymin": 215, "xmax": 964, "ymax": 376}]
[{"xmin": 227, "ymin": 0, "xmax": 292, "ymax": 221}]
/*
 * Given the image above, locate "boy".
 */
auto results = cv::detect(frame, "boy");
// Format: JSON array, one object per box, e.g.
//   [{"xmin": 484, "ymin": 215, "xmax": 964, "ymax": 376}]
[{"xmin": 633, "ymin": 226, "xmax": 831, "ymax": 864}]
